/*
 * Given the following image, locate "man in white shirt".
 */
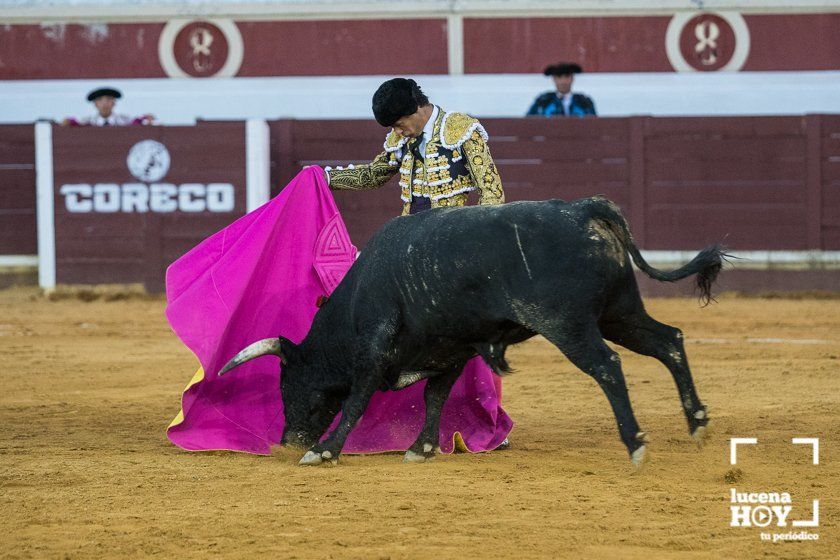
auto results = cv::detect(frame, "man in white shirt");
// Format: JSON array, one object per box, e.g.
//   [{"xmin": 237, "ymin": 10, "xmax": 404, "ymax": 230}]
[{"xmin": 64, "ymin": 87, "xmax": 154, "ymax": 126}]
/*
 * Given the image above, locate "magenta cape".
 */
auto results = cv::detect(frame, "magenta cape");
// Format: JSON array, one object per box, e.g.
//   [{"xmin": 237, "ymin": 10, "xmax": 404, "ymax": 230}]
[{"xmin": 166, "ymin": 167, "xmax": 512, "ymax": 454}]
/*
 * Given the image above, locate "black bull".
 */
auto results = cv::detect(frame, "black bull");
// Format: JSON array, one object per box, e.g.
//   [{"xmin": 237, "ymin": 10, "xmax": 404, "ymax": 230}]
[{"xmin": 219, "ymin": 196, "xmax": 726, "ymax": 467}]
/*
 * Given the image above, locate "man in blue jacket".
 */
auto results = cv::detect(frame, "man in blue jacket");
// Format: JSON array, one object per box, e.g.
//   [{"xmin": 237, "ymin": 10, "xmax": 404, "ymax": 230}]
[{"xmin": 527, "ymin": 62, "xmax": 597, "ymax": 118}]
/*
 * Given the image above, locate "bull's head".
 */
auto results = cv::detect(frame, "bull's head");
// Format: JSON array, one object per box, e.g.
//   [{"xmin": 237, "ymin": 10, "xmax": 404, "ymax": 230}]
[{"xmin": 217, "ymin": 337, "xmax": 344, "ymax": 448}]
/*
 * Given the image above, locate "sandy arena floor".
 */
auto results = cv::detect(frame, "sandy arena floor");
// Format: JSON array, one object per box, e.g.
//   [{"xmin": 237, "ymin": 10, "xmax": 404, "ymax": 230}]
[{"xmin": 0, "ymin": 288, "xmax": 837, "ymax": 559}]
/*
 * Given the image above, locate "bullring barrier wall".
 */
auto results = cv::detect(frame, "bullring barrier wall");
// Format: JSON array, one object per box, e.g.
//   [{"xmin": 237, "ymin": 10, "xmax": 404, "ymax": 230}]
[
  {"xmin": 270, "ymin": 115, "xmax": 840, "ymax": 294},
  {"xmin": 2, "ymin": 116, "xmax": 838, "ymax": 293}
]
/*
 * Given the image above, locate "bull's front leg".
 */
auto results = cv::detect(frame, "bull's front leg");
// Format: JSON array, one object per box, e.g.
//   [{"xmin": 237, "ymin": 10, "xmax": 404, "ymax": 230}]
[
  {"xmin": 299, "ymin": 320, "xmax": 397, "ymax": 467},
  {"xmin": 404, "ymin": 368, "xmax": 462, "ymax": 463},
  {"xmin": 298, "ymin": 373, "xmax": 382, "ymax": 466}
]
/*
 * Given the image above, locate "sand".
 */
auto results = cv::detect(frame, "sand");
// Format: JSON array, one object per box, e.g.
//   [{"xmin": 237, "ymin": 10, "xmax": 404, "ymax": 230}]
[{"xmin": 1, "ymin": 288, "xmax": 837, "ymax": 559}]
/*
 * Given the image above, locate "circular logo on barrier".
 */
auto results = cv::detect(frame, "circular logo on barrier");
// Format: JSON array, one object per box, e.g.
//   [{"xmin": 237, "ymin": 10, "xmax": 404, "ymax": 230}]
[
  {"xmin": 173, "ymin": 21, "xmax": 229, "ymax": 77},
  {"xmin": 158, "ymin": 19, "xmax": 244, "ymax": 79},
  {"xmin": 679, "ymin": 13, "xmax": 736, "ymax": 71},
  {"xmin": 666, "ymin": 12, "xmax": 751, "ymax": 72},
  {"xmin": 127, "ymin": 140, "xmax": 171, "ymax": 182}
]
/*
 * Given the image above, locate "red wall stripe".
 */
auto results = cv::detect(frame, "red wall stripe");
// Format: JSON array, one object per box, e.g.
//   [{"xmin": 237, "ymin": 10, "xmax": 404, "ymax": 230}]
[
  {"xmin": 463, "ymin": 16, "xmax": 674, "ymax": 74},
  {"xmin": 236, "ymin": 19, "xmax": 449, "ymax": 76},
  {"xmin": 0, "ymin": 24, "xmax": 166, "ymax": 79},
  {"xmin": 742, "ymin": 14, "xmax": 840, "ymax": 71},
  {"xmin": 0, "ymin": 14, "xmax": 838, "ymax": 79}
]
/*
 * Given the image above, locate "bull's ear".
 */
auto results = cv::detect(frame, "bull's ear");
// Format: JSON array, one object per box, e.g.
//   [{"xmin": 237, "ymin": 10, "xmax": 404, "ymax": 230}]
[{"xmin": 277, "ymin": 336, "xmax": 297, "ymax": 366}]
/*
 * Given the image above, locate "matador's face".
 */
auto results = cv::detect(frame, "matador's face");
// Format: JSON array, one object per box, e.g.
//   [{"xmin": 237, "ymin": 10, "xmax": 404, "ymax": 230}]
[{"xmin": 392, "ymin": 106, "xmax": 431, "ymax": 139}]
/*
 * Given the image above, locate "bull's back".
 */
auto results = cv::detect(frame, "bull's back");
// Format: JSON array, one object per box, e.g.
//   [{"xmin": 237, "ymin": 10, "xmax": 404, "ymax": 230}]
[
  {"xmin": 360, "ymin": 199, "xmax": 585, "ymax": 258},
  {"xmin": 344, "ymin": 199, "xmax": 626, "ymax": 326}
]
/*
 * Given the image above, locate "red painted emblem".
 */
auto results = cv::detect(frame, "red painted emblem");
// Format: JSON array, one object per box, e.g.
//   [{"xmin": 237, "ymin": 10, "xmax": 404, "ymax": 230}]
[
  {"xmin": 678, "ymin": 13, "xmax": 737, "ymax": 71},
  {"xmin": 172, "ymin": 21, "xmax": 230, "ymax": 78}
]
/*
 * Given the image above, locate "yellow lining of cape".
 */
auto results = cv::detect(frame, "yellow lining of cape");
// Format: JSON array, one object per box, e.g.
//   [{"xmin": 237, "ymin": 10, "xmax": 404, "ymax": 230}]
[
  {"xmin": 453, "ymin": 431, "xmax": 470, "ymax": 453},
  {"xmin": 167, "ymin": 367, "xmax": 206, "ymax": 430}
]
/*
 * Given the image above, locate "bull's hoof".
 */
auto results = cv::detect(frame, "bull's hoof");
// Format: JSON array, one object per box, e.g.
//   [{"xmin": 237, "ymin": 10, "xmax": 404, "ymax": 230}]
[
  {"xmin": 404, "ymin": 450, "xmax": 428, "ymax": 463},
  {"xmin": 631, "ymin": 445, "xmax": 648, "ymax": 470},
  {"xmin": 404, "ymin": 443, "xmax": 436, "ymax": 463},
  {"xmin": 691, "ymin": 425, "xmax": 710, "ymax": 448},
  {"xmin": 299, "ymin": 451, "xmax": 322, "ymax": 465},
  {"xmin": 630, "ymin": 431, "xmax": 649, "ymax": 470},
  {"xmin": 690, "ymin": 406, "xmax": 710, "ymax": 448},
  {"xmin": 299, "ymin": 450, "xmax": 337, "ymax": 466}
]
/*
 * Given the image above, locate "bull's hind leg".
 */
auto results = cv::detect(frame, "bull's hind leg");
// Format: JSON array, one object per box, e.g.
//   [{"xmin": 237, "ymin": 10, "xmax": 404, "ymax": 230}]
[
  {"xmin": 404, "ymin": 366, "xmax": 463, "ymax": 463},
  {"xmin": 541, "ymin": 321, "xmax": 648, "ymax": 467},
  {"xmin": 599, "ymin": 305, "xmax": 710, "ymax": 447}
]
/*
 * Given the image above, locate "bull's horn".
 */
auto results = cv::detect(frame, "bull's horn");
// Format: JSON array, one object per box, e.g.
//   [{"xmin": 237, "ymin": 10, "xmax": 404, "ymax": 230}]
[{"xmin": 217, "ymin": 338, "xmax": 284, "ymax": 377}]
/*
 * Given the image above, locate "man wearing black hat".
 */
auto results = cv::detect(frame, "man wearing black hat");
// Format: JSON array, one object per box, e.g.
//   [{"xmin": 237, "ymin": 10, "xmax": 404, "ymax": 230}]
[
  {"xmin": 326, "ymin": 78, "xmax": 504, "ymax": 216},
  {"xmin": 64, "ymin": 87, "xmax": 154, "ymax": 126},
  {"xmin": 527, "ymin": 63, "xmax": 597, "ymax": 118}
]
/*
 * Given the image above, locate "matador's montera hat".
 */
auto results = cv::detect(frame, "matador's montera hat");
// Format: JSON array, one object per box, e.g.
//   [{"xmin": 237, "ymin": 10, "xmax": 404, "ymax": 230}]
[{"xmin": 372, "ymin": 78, "xmax": 429, "ymax": 127}]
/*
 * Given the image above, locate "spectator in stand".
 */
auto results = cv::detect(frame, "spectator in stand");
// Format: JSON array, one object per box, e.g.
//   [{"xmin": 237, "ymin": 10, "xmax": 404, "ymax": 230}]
[
  {"xmin": 63, "ymin": 87, "xmax": 155, "ymax": 126},
  {"xmin": 527, "ymin": 63, "xmax": 597, "ymax": 118}
]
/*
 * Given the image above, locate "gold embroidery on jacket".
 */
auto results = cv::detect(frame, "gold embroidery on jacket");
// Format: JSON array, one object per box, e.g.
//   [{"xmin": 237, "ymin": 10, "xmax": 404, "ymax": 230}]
[
  {"xmin": 328, "ymin": 107, "xmax": 504, "ymax": 211},
  {"xmin": 327, "ymin": 150, "xmax": 399, "ymax": 191},
  {"xmin": 463, "ymin": 130, "xmax": 504, "ymax": 206}
]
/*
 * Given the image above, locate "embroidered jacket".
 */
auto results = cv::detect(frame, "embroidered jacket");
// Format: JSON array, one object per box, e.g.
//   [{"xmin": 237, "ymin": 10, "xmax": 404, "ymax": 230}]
[{"xmin": 326, "ymin": 107, "xmax": 504, "ymax": 215}]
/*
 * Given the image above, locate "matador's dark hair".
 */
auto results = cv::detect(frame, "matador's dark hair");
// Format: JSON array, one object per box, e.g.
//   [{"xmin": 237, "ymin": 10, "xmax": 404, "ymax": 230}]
[{"xmin": 372, "ymin": 78, "xmax": 430, "ymax": 127}]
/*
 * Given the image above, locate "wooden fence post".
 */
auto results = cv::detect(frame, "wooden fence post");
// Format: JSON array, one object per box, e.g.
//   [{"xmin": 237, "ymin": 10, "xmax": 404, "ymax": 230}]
[
  {"xmin": 628, "ymin": 116, "xmax": 647, "ymax": 247},
  {"xmin": 270, "ymin": 119, "xmax": 295, "ymax": 196},
  {"xmin": 805, "ymin": 114, "xmax": 823, "ymax": 250}
]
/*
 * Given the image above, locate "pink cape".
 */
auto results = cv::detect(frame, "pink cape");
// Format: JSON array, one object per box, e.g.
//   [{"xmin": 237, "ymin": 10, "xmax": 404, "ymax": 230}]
[{"xmin": 166, "ymin": 167, "xmax": 512, "ymax": 454}]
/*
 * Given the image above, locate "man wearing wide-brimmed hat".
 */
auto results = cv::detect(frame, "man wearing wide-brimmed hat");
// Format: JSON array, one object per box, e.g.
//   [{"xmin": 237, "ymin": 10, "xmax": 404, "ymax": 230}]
[
  {"xmin": 527, "ymin": 62, "xmax": 597, "ymax": 118},
  {"xmin": 64, "ymin": 87, "xmax": 154, "ymax": 126}
]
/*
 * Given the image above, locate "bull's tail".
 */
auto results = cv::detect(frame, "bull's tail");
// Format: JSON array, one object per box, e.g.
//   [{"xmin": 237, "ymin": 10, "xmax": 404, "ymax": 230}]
[{"xmin": 584, "ymin": 196, "xmax": 729, "ymax": 305}]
